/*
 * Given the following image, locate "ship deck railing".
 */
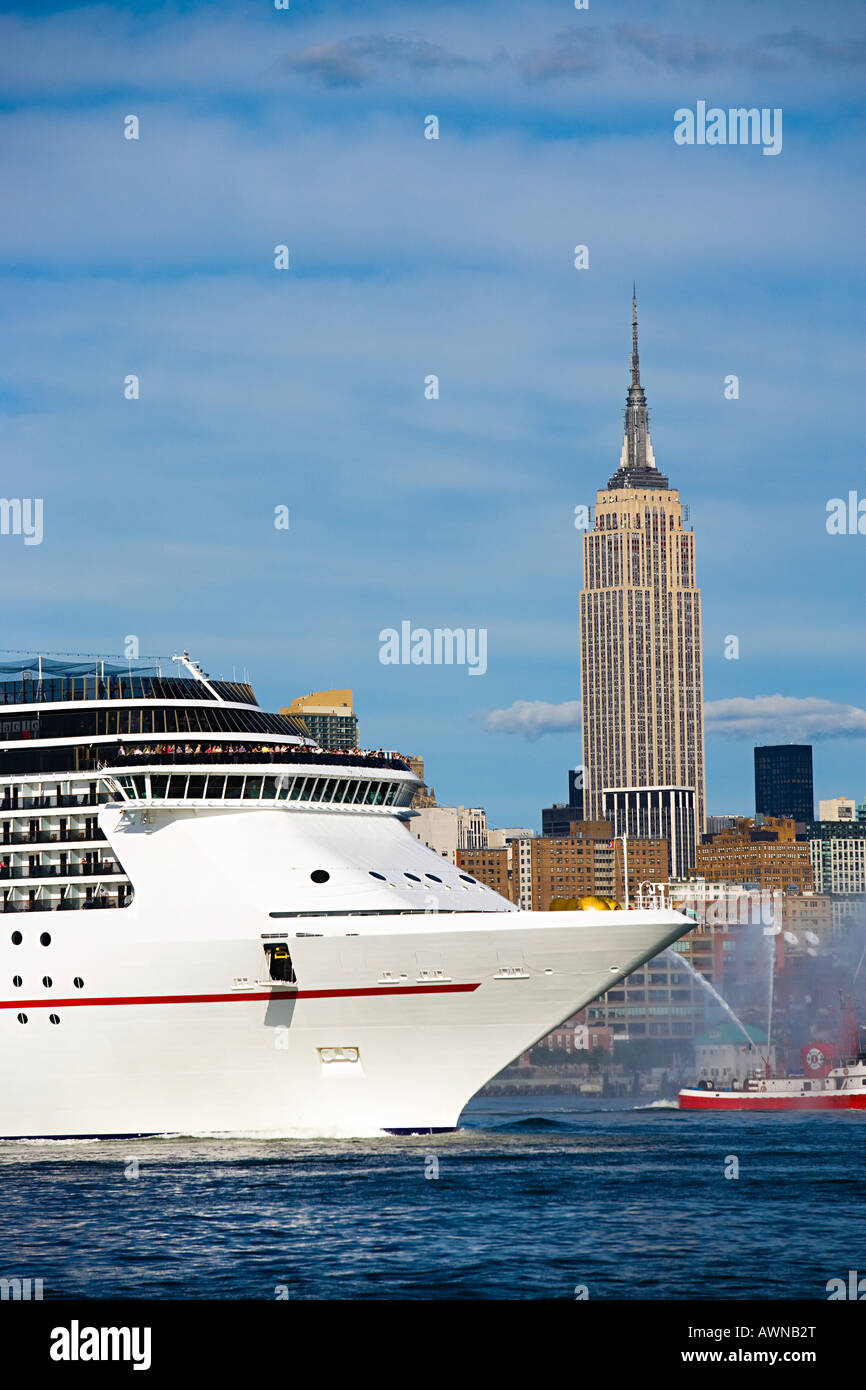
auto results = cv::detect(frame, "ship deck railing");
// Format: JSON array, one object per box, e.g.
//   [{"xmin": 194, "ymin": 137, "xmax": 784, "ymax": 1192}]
[
  {"xmin": 107, "ymin": 749, "xmax": 413, "ymax": 773},
  {"xmin": 1, "ymin": 794, "xmax": 108, "ymax": 810},
  {"xmin": 0, "ymin": 863, "xmax": 122, "ymax": 880},
  {"xmin": 1, "ymin": 896, "xmax": 125, "ymax": 912},
  {"xmin": 0, "ymin": 830, "xmax": 99, "ymax": 844}
]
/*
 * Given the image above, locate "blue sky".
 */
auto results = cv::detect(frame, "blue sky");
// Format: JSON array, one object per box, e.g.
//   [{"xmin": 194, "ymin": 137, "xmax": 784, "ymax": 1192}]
[{"xmin": 0, "ymin": 0, "xmax": 864, "ymax": 827}]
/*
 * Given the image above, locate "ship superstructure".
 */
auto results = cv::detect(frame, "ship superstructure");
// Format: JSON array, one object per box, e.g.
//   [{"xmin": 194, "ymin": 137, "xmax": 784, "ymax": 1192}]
[{"xmin": 1, "ymin": 652, "xmax": 693, "ymax": 1138}]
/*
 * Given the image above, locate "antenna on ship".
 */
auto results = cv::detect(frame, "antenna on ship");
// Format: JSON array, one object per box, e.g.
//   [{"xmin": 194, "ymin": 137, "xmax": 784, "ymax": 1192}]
[{"xmin": 171, "ymin": 650, "xmax": 224, "ymax": 702}]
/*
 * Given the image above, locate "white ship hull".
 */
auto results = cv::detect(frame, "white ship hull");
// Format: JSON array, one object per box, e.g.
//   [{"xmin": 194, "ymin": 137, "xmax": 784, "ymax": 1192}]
[{"xmin": 1, "ymin": 803, "xmax": 691, "ymax": 1137}]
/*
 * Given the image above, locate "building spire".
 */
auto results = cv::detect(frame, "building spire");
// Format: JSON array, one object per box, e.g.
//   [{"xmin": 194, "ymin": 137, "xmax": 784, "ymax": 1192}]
[{"xmin": 606, "ymin": 286, "xmax": 668, "ymax": 491}]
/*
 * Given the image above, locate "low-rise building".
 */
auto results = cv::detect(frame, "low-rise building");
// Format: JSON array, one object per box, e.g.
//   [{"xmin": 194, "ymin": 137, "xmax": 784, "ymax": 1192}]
[
  {"xmin": 409, "ymin": 805, "xmax": 490, "ymax": 863},
  {"xmin": 818, "ymin": 796, "xmax": 857, "ymax": 822},
  {"xmin": 456, "ymin": 845, "xmax": 514, "ymax": 902},
  {"xmin": 694, "ymin": 1023, "xmax": 773, "ymax": 1086},
  {"xmin": 695, "ymin": 817, "xmax": 814, "ymax": 892}
]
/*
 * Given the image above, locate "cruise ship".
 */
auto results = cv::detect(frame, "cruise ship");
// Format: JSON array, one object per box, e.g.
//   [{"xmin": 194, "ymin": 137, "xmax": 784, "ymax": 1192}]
[{"xmin": 0, "ymin": 652, "xmax": 692, "ymax": 1138}]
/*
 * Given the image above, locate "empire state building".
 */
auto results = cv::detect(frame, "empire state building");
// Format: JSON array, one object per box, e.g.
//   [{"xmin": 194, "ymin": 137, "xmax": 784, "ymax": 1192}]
[{"xmin": 579, "ymin": 292, "xmax": 705, "ymax": 872}]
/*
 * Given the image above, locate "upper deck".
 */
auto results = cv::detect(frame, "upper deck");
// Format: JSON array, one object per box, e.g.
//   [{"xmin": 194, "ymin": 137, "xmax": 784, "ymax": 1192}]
[{"xmin": 0, "ymin": 653, "xmax": 313, "ymax": 772}]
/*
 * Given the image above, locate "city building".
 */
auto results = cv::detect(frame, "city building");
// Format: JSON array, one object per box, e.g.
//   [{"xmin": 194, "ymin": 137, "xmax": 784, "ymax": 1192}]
[
  {"xmin": 541, "ymin": 804, "xmax": 580, "ymax": 838},
  {"xmin": 807, "ymin": 819, "xmax": 866, "ymax": 897},
  {"xmin": 695, "ymin": 817, "xmax": 814, "ymax": 892},
  {"xmin": 568, "ymin": 768, "xmax": 584, "ymax": 819},
  {"xmin": 706, "ymin": 814, "xmax": 743, "ymax": 835},
  {"xmin": 818, "ymin": 795, "xmax": 857, "ymax": 822},
  {"xmin": 604, "ymin": 785, "xmax": 696, "ymax": 879},
  {"xmin": 754, "ymin": 744, "xmax": 813, "ymax": 823},
  {"xmin": 409, "ymin": 805, "xmax": 489, "ymax": 863},
  {"xmin": 280, "ymin": 689, "xmax": 359, "ymax": 750},
  {"xmin": 456, "ymin": 846, "xmax": 514, "ymax": 902},
  {"xmin": 487, "ymin": 826, "xmax": 535, "ymax": 848},
  {"xmin": 542, "ymin": 769, "xmax": 585, "ymax": 837},
  {"xmin": 508, "ymin": 824, "xmax": 668, "ymax": 911},
  {"xmin": 586, "ymin": 947, "xmax": 706, "ymax": 1040},
  {"xmin": 694, "ymin": 1024, "xmax": 773, "ymax": 1086},
  {"xmin": 405, "ymin": 755, "xmax": 436, "ymax": 809},
  {"xmin": 579, "ymin": 291, "xmax": 705, "ymax": 842}
]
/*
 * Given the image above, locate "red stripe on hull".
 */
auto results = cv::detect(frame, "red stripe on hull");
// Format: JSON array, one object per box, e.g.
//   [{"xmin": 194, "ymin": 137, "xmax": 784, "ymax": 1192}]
[
  {"xmin": 0, "ymin": 983, "xmax": 481, "ymax": 1011},
  {"xmin": 679, "ymin": 1090, "xmax": 866, "ymax": 1111}
]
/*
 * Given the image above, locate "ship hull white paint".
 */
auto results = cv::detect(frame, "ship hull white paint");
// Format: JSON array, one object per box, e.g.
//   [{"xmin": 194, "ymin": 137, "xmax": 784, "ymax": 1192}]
[{"xmin": 0, "ymin": 801, "xmax": 693, "ymax": 1138}]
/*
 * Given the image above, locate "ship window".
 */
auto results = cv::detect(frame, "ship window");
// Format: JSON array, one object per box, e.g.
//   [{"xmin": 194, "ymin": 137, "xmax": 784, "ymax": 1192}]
[
  {"xmin": 11, "ymin": 931, "xmax": 22, "ymax": 945},
  {"xmin": 344, "ymin": 780, "xmax": 360, "ymax": 803},
  {"xmin": 133, "ymin": 778, "xmax": 148, "ymax": 798},
  {"xmin": 12, "ymin": 975, "xmax": 22, "ymax": 987},
  {"xmin": 205, "ymin": 775, "xmax": 225, "ymax": 799},
  {"xmin": 363, "ymin": 782, "xmax": 379, "ymax": 805},
  {"xmin": 17, "ymin": 1013, "xmax": 27, "ymax": 1024},
  {"xmin": 261, "ymin": 777, "xmax": 278, "ymax": 800},
  {"xmin": 310, "ymin": 869, "xmax": 330, "ymax": 884},
  {"xmin": 224, "ymin": 777, "xmax": 243, "ymax": 799},
  {"xmin": 243, "ymin": 777, "xmax": 263, "ymax": 799},
  {"xmin": 384, "ymin": 783, "xmax": 399, "ymax": 806},
  {"xmin": 289, "ymin": 778, "xmax": 305, "ymax": 801},
  {"xmin": 150, "ymin": 776, "xmax": 169, "ymax": 798},
  {"xmin": 49, "ymin": 1014, "xmax": 60, "ymax": 1025},
  {"xmin": 319, "ymin": 779, "xmax": 336, "ymax": 803},
  {"xmin": 42, "ymin": 976, "xmax": 52, "ymax": 988},
  {"xmin": 168, "ymin": 776, "xmax": 187, "ymax": 798},
  {"xmin": 186, "ymin": 776, "xmax": 206, "ymax": 799},
  {"xmin": 73, "ymin": 977, "xmax": 84, "ymax": 988},
  {"xmin": 425, "ymin": 874, "xmax": 442, "ymax": 883},
  {"xmin": 459, "ymin": 875, "xmax": 476, "ymax": 884},
  {"xmin": 404, "ymin": 873, "xmax": 421, "ymax": 882},
  {"xmin": 369, "ymin": 871, "xmax": 386, "ymax": 881},
  {"xmin": 40, "ymin": 932, "xmax": 51, "ymax": 946},
  {"xmin": 264, "ymin": 943, "xmax": 296, "ymax": 983}
]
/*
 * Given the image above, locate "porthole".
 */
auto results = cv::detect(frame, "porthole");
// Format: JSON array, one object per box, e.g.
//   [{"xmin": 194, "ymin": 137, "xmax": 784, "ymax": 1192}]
[
  {"xmin": 404, "ymin": 873, "xmax": 421, "ymax": 882},
  {"xmin": 49, "ymin": 1014, "xmax": 60, "ymax": 1025},
  {"xmin": 17, "ymin": 1013, "xmax": 28, "ymax": 1024},
  {"xmin": 425, "ymin": 873, "xmax": 442, "ymax": 883},
  {"xmin": 459, "ymin": 874, "xmax": 476, "ymax": 884},
  {"xmin": 369, "ymin": 871, "xmax": 386, "ymax": 881},
  {"xmin": 11, "ymin": 931, "xmax": 22, "ymax": 945},
  {"xmin": 42, "ymin": 976, "xmax": 52, "ymax": 989},
  {"xmin": 12, "ymin": 975, "xmax": 22, "ymax": 988},
  {"xmin": 310, "ymin": 870, "xmax": 330, "ymax": 884},
  {"xmin": 40, "ymin": 932, "xmax": 51, "ymax": 947},
  {"xmin": 73, "ymin": 977, "xmax": 84, "ymax": 989}
]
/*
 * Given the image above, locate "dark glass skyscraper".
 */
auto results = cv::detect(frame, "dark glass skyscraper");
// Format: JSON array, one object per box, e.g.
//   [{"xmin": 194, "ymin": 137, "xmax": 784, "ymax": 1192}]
[{"xmin": 754, "ymin": 745, "xmax": 814, "ymax": 822}]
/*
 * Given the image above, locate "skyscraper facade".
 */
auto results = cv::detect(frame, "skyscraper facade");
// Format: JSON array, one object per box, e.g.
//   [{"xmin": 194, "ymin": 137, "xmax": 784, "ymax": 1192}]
[
  {"xmin": 580, "ymin": 293, "xmax": 706, "ymax": 842},
  {"xmin": 754, "ymin": 744, "xmax": 813, "ymax": 823}
]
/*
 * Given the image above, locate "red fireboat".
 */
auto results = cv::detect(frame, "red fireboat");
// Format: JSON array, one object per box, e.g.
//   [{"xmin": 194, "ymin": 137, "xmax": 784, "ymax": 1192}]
[{"xmin": 679, "ymin": 1003, "xmax": 866, "ymax": 1112}]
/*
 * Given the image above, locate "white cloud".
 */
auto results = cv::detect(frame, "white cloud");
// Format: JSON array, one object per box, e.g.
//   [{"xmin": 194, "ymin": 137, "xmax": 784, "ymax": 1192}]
[
  {"xmin": 483, "ymin": 699, "xmax": 581, "ymax": 737},
  {"xmin": 485, "ymin": 693, "xmax": 866, "ymax": 741},
  {"xmin": 704, "ymin": 695, "xmax": 866, "ymax": 740}
]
